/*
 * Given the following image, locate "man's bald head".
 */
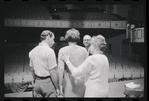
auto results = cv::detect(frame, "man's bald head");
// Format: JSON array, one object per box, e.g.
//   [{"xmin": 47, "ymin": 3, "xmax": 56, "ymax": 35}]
[
  {"xmin": 83, "ymin": 35, "xmax": 91, "ymax": 40},
  {"xmin": 83, "ymin": 35, "xmax": 91, "ymax": 49}
]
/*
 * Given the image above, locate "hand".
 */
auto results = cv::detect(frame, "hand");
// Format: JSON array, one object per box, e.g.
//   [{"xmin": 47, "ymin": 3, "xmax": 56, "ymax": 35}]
[
  {"xmin": 59, "ymin": 85, "xmax": 64, "ymax": 97},
  {"xmin": 58, "ymin": 94, "xmax": 64, "ymax": 98},
  {"xmin": 74, "ymin": 79, "xmax": 80, "ymax": 85},
  {"xmin": 56, "ymin": 88, "xmax": 60, "ymax": 96},
  {"xmin": 60, "ymin": 53, "xmax": 70, "ymax": 62},
  {"xmin": 74, "ymin": 77, "xmax": 83, "ymax": 85},
  {"xmin": 31, "ymin": 80, "xmax": 35, "ymax": 87}
]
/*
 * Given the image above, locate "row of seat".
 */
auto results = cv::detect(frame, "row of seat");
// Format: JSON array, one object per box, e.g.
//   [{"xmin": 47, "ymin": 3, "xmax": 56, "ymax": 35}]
[
  {"xmin": 109, "ymin": 71, "xmax": 144, "ymax": 79},
  {"xmin": 77, "ymin": 5, "xmax": 105, "ymax": 9},
  {"xmin": 106, "ymin": 53, "xmax": 144, "ymax": 82},
  {"xmin": 4, "ymin": 46, "xmax": 31, "ymax": 74},
  {"xmin": 107, "ymin": 53, "xmax": 143, "ymax": 67},
  {"xmin": 109, "ymin": 63, "xmax": 144, "ymax": 72},
  {"xmin": 4, "ymin": 74, "xmax": 32, "ymax": 84},
  {"xmin": 5, "ymin": 4, "xmax": 52, "ymax": 19},
  {"xmin": 5, "ymin": 4, "xmax": 122, "ymax": 21},
  {"xmin": 4, "ymin": 45, "xmax": 144, "ymax": 84},
  {"xmin": 57, "ymin": 12, "xmax": 119, "ymax": 20},
  {"xmin": 108, "ymin": 71, "xmax": 144, "ymax": 83},
  {"xmin": 4, "ymin": 69, "xmax": 144, "ymax": 84}
]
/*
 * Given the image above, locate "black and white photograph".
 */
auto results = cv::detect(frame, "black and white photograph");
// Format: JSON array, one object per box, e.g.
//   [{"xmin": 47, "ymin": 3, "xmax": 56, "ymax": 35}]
[{"xmin": 3, "ymin": 0, "xmax": 146, "ymax": 100}]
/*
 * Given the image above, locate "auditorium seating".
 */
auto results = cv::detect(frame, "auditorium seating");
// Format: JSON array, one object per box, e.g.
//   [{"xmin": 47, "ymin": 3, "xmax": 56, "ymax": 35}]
[
  {"xmin": 5, "ymin": 76, "xmax": 13, "ymax": 84},
  {"xmin": 108, "ymin": 72, "xmax": 115, "ymax": 83},
  {"xmin": 106, "ymin": 53, "xmax": 144, "ymax": 83},
  {"xmin": 109, "ymin": 62, "xmax": 116, "ymax": 70},
  {"xmin": 4, "ymin": 44, "xmax": 33, "ymax": 84},
  {"xmin": 23, "ymin": 75, "xmax": 33, "ymax": 82},
  {"xmin": 13, "ymin": 75, "xmax": 23, "ymax": 83},
  {"xmin": 19, "ymin": 72, "xmax": 28, "ymax": 76},
  {"xmin": 114, "ymin": 71, "xmax": 124, "ymax": 82},
  {"xmin": 4, "ymin": 44, "xmax": 144, "ymax": 87},
  {"xmin": 5, "ymin": 4, "xmax": 125, "ymax": 21},
  {"xmin": 122, "ymin": 64, "xmax": 130, "ymax": 71},
  {"xmin": 115, "ymin": 62, "xmax": 123, "ymax": 70},
  {"xmin": 132, "ymin": 71, "xmax": 141, "ymax": 79},
  {"xmin": 123, "ymin": 71, "xmax": 132, "ymax": 80},
  {"xmin": 140, "ymin": 71, "xmax": 144, "ymax": 78},
  {"xmin": 57, "ymin": 11, "xmax": 120, "ymax": 20},
  {"xmin": 5, "ymin": 4, "xmax": 52, "ymax": 19}
]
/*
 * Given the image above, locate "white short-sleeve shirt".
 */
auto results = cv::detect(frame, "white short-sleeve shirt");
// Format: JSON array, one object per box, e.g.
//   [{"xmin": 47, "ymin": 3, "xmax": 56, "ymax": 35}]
[{"xmin": 29, "ymin": 42, "xmax": 57, "ymax": 77}]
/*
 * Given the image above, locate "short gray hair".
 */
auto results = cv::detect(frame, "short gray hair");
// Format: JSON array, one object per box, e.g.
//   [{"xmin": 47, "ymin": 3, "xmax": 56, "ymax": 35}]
[
  {"xmin": 40, "ymin": 30, "xmax": 54, "ymax": 41},
  {"xmin": 65, "ymin": 28, "xmax": 80, "ymax": 42},
  {"xmin": 91, "ymin": 35, "xmax": 107, "ymax": 52}
]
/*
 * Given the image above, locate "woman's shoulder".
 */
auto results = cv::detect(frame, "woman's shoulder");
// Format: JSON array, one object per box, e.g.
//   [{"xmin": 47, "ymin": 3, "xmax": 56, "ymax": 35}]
[
  {"xmin": 89, "ymin": 54, "xmax": 107, "ymax": 60},
  {"xmin": 86, "ymin": 55, "xmax": 94, "ymax": 60},
  {"xmin": 77, "ymin": 45, "xmax": 87, "ymax": 50},
  {"xmin": 59, "ymin": 46, "xmax": 69, "ymax": 52}
]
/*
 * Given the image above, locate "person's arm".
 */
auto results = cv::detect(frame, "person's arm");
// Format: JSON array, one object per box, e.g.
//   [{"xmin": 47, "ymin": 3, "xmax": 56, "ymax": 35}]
[
  {"xmin": 30, "ymin": 67, "xmax": 36, "ymax": 82},
  {"xmin": 47, "ymin": 51, "xmax": 59, "ymax": 90},
  {"xmin": 29, "ymin": 57, "xmax": 36, "ymax": 85},
  {"xmin": 58, "ymin": 50, "xmax": 65, "ymax": 95},
  {"xmin": 61, "ymin": 54, "xmax": 92, "ymax": 77},
  {"xmin": 49, "ymin": 66, "xmax": 59, "ymax": 89}
]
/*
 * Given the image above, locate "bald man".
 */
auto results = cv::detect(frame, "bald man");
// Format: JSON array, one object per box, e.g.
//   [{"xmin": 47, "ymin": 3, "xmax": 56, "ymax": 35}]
[{"xmin": 83, "ymin": 35, "xmax": 91, "ymax": 52}]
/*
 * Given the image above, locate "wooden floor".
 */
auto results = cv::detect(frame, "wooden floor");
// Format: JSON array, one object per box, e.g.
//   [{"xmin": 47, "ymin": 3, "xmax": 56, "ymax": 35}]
[{"xmin": 4, "ymin": 79, "xmax": 144, "ymax": 98}]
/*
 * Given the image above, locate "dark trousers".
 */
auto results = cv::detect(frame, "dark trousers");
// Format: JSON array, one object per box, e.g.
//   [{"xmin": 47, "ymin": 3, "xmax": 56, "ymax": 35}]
[{"xmin": 33, "ymin": 76, "xmax": 56, "ymax": 97}]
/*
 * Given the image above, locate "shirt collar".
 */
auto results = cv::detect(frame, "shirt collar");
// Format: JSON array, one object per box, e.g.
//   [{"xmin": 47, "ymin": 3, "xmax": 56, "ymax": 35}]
[{"xmin": 39, "ymin": 41, "xmax": 49, "ymax": 47}]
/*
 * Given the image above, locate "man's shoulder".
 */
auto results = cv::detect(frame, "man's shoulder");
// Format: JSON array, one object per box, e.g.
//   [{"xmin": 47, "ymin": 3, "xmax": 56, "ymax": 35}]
[
  {"xmin": 29, "ymin": 46, "xmax": 36, "ymax": 54},
  {"xmin": 44, "ymin": 46, "xmax": 55, "ymax": 54}
]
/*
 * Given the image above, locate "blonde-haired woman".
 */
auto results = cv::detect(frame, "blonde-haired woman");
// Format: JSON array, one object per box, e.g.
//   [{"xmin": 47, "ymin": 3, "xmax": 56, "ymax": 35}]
[
  {"xmin": 58, "ymin": 28, "xmax": 88, "ymax": 97},
  {"xmin": 60, "ymin": 35, "xmax": 109, "ymax": 97}
]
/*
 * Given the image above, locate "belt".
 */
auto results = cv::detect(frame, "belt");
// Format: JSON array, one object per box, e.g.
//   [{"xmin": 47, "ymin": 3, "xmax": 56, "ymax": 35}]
[{"xmin": 36, "ymin": 75, "xmax": 51, "ymax": 80}]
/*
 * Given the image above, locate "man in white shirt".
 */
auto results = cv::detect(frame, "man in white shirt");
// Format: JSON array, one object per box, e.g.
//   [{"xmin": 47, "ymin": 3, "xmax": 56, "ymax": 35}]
[{"xmin": 29, "ymin": 30, "xmax": 59, "ymax": 97}]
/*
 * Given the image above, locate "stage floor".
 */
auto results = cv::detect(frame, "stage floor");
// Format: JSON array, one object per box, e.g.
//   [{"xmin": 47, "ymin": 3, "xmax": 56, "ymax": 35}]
[{"xmin": 4, "ymin": 78, "xmax": 144, "ymax": 98}]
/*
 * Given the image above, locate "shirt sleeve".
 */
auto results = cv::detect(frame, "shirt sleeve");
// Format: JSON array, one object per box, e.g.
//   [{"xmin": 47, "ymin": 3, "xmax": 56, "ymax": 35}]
[
  {"xmin": 46, "ymin": 50, "xmax": 57, "ymax": 70},
  {"xmin": 72, "ymin": 57, "xmax": 92, "ymax": 77},
  {"xmin": 29, "ymin": 52, "xmax": 33, "ymax": 67},
  {"xmin": 29, "ymin": 59, "xmax": 33, "ymax": 67}
]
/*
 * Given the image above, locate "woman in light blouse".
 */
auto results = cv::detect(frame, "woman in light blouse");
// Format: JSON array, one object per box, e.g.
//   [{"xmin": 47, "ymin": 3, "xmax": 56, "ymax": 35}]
[
  {"xmin": 60, "ymin": 35, "xmax": 109, "ymax": 97},
  {"xmin": 58, "ymin": 28, "xmax": 88, "ymax": 97}
]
